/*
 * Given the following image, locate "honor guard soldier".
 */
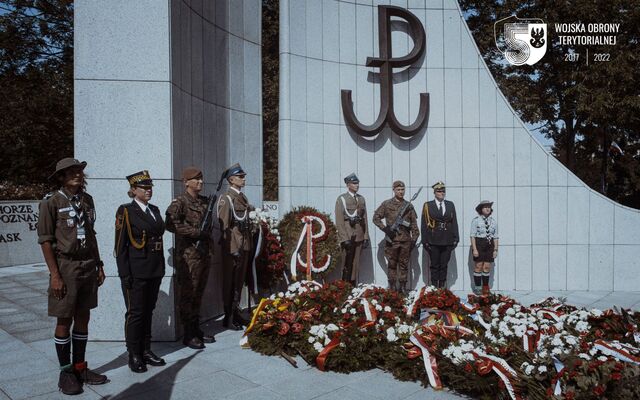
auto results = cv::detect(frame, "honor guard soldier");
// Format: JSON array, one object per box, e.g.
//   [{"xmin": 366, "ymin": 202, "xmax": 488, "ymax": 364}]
[
  {"xmin": 37, "ymin": 158, "xmax": 108, "ymax": 395},
  {"xmin": 373, "ymin": 181, "xmax": 419, "ymax": 293},
  {"xmin": 334, "ymin": 173, "xmax": 370, "ymax": 284},
  {"xmin": 165, "ymin": 166, "xmax": 216, "ymax": 349},
  {"xmin": 421, "ymin": 181, "xmax": 459, "ymax": 288},
  {"xmin": 114, "ymin": 171, "xmax": 166, "ymax": 373},
  {"xmin": 217, "ymin": 163, "xmax": 255, "ymax": 330}
]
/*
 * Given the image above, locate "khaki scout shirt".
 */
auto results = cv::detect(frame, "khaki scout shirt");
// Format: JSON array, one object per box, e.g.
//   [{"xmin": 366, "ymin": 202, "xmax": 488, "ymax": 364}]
[
  {"xmin": 165, "ymin": 192, "xmax": 211, "ymax": 250},
  {"xmin": 37, "ymin": 188, "xmax": 99, "ymax": 256},
  {"xmin": 334, "ymin": 192, "xmax": 370, "ymax": 243},
  {"xmin": 373, "ymin": 197, "xmax": 419, "ymax": 242},
  {"xmin": 217, "ymin": 188, "xmax": 254, "ymax": 254}
]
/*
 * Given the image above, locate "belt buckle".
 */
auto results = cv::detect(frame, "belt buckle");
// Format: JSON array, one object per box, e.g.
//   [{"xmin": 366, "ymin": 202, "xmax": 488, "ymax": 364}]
[{"xmin": 154, "ymin": 242, "xmax": 162, "ymax": 251}]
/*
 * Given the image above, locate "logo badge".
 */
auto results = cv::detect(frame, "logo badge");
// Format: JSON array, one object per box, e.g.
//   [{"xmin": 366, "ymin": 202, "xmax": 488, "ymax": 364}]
[{"xmin": 495, "ymin": 16, "xmax": 547, "ymax": 66}]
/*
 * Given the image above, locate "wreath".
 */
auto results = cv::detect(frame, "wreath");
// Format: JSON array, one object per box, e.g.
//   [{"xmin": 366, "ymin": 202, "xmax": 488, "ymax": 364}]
[{"xmin": 278, "ymin": 206, "xmax": 339, "ymax": 280}]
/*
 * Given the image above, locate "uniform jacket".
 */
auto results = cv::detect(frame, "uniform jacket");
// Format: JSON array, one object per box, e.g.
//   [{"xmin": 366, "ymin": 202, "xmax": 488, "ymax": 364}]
[
  {"xmin": 421, "ymin": 200, "xmax": 459, "ymax": 246},
  {"xmin": 165, "ymin": 192, "xmax": 212, "ymax": 252},
  {"xmin": 37, "ymin": 189, "xmax": 99, "ymax": 258},
  {"xmin": 114, "ymin": 201, "xmax": 165, "ymax": 279},
  {"xmin": 373, "ymin": 198, "xmax": 419, "ymax": 242},
  {"xmin": 334, "ymin": 192, "xmax": 370, "ymax": 243},
  {"xmin": 217, "ymin": 188, "xmax": 254, "ymax": 254}
]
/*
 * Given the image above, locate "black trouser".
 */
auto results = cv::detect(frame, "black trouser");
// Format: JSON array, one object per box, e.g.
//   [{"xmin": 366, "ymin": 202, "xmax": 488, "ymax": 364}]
[
  {"xmin": 428, "ymin": 245, "xmax": 454, "ymax": 283},
  {"xmin": 222, "ymin": 250, "xmax": 249, "ymax": 319},
  {"xmin": 121, "ymin": 277, "xmax": 162, "ymax": 355}
]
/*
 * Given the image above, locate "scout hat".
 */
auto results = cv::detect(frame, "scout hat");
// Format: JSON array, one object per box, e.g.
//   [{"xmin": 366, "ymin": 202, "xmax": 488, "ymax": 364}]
[
  {"xmin": 48, "ymin": 158, "xmax": 87, "ymax": 180},
  {"xmin": 344, "ymin": 173, "xmax": 359, "ymax": 184},
  {"xmin": 392, "ymin": 180, "xmax": 405, "ymax": 189},
  {"xmin": 182, "ymin": 166, "xmax": 203, "ymax": 181},
  {"xmin": 126, "ymin": 170, "xmax": 153, "ymax": 188},
  {"xmin": 475, "ymin": 200, "xmax": 493, "ymax": 213},
  {"xmin": 225, "ymin": 163, "xmax": 246, "ymax": 179},
  {"xmin": 432, "ymin": 181, "xmax": 446, "ymax": 191}
]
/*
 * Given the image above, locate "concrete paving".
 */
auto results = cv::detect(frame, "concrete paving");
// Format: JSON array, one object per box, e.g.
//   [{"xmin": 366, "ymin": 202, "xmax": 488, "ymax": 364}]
[{"xmin": 0, "ymin": 264, "xmax": 638, "ymax": 399}]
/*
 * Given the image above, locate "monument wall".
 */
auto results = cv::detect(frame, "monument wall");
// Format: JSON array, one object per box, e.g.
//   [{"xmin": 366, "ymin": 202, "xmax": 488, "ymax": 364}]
[
  {"xmin": 74, "ymin": 0, "xmax": 262, "ymax": 340},
  {"xmin": 278, "ymin": 0, "xmax": 640, "ymax": 292}
]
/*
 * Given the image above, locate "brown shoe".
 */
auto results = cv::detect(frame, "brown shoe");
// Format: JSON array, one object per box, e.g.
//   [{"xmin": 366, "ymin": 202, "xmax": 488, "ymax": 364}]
[
  {"xmin": 58, "ymin": 369, "xmax": 83, "ymax": 395},
  {"xmin": 75, "ymin": 362, "xmax": 108, "ymax": 385},
  {"xmin": 183, "ymin": 336, "xmax": 205, "ymax": 350}
]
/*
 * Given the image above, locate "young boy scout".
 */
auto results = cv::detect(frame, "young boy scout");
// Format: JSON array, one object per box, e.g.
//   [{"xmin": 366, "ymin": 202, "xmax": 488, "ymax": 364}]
[
  {"xmin": 38, "ymin": 158, "xmax": 108, "ymax": 395},
  {"xmin": 165, "ymin": 166, "xmax": 216, "ymax": 349},
  {"xmin": 373, "ymin": 181, "xmax": 419, "ymax": 293},
  {"xmin": 334, "ymin": 173, "xmax": 370, "ymax": 284},
  {"xmin": 217, "ymin": 163, "xmax": 255, "ymax": 330},
  {"xmin": 421, "ymin": 181, "xmax": 459, "ymax": 288}
]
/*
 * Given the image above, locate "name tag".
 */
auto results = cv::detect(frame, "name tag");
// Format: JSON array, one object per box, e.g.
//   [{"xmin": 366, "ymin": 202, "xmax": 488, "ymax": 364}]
[{"xmin": 59, "ymin": 206, "xmax": 74, "ymax": 212}]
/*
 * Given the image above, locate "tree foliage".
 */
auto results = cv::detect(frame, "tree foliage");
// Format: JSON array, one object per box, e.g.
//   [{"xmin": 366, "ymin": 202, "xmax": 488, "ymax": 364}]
[
  {"xmin": 459, "ymin": 0, "xmax": 640, "ymax": 207},
  {"xmin": 0, "ymin": 0, "xmax": 73, "ymax": 198},
  {"xmin": 262, "ymin": 0, "xmax": 279, "ymax": 201}
]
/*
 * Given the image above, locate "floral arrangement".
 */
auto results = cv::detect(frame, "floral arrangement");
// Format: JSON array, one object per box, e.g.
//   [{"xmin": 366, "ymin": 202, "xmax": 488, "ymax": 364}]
[
  {"xmin": 245, "ymin": 282, "xmax": 640, "ymax": 400},
  {"xmin": 249, "ymin": 208, "xmax": 286, "ymax": 286},
  {"xmin": 278, "ymin": 206, "xmax": 340, "ymax": 280}
]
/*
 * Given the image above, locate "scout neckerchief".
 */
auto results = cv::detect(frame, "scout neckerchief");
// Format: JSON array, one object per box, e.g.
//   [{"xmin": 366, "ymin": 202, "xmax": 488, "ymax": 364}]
[
  {"xmin": 482, "ymin": 216, "xmax": 493, "ymax": 241},
  {"xmin": 58, "ymin": 189, "xmax": 87, "ymax": 246},
  {"xmin": 340, "ymin": 192, "xmax": 358, "ymax": 219}
]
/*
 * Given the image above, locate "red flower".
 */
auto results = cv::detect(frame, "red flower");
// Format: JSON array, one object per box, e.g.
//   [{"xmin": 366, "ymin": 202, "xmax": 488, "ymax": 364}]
[
  {"xmin": 545, "ymin": 387, "xmax": 553, "ymax": 396},
  {"xmin": 565, "ymin": 391, "xmax": 575, "ymax": 400},
  {"xmin": 611, "ymin": 372, "xmax": 622, "ymax": 381},
  {"xmin": 593, "ymin": 385, "xmax": 606, "ymax": 396},
  {"xmin": 291, "ymin": 323, "xmax": 303, "ymax": 334},
  {"xmin": 463, "ymin": 363, "xmax": 473, "ymax": 373},
  {"xmin": 277, "ymin": 322, "xmax": 290, "ymax": 335}
]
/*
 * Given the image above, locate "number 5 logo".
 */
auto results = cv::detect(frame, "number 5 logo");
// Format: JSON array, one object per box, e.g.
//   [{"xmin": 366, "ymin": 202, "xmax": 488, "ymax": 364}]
[{"xmin": 494, "ymin": 16, "xmax": 547, "ymax": 66}]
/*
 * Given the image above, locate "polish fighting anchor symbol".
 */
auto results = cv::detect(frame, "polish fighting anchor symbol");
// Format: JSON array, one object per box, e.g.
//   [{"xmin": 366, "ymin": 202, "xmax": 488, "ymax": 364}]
[{"xmin": 341, "ymin": 5, "xmax": 430, "ymax": 138}]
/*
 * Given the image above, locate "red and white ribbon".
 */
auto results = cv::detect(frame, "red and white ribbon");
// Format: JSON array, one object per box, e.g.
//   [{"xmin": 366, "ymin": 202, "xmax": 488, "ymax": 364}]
[
  {"xmin": 471, "ymin": 350, "xmax": 520, "ymax": 400},
  {"xmin": 551, "ymin": 356, "xmax": 565, "ymax": 396},
  {"xmin": 360, "ymin": 298, "xmax": 377, "ymax": 322},
  {"xmin": 472, "ymin": 310, "xmax": 492, "ymax": 330},
  {"xmin": 406, "ymin": 286, "xmax": 426, "ymax": 317},
  {"xmin": 593, "ymin": 339, "xmax": 640, "ymax": 365},
  {"xmin": 289, "ymin": 215, "xmax": 331, "ymax": 279},
  {"xmin": 410, "ymin": 332, "xmax": 443, "ymax": 390},
  {"xmin": 460, "ymin": 300, "xmax": 479, "ymax": 313},
  {"xmin": 522, "ymin": 330, "xmax": 541, "ymax": 352}
]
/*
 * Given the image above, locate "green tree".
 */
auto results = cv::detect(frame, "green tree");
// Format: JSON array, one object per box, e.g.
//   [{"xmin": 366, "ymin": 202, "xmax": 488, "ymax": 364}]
[
  {"xmin": 459, "ymin": 0, "xmax": 640, "ymax": 207},
  {"xmin": 0, "ymin": 0, "xmax": 73, "ymax": 199}
]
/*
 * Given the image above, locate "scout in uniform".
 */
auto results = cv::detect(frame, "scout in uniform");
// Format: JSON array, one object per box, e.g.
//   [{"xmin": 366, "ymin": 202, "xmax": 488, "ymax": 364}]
[
  {"xmin": 114, "ymin": 171, "xmax": 166, "ymax": 373},
  {"xmin": 165, "ymin": 166, "xmax": 216, "ymax": 349},
  {"xmin": 334, "ymin": 173, "xmax": 370, "ymax": 284},
  {"xmin": 470, "ymin": 200, "xmax": 499, "ymax": 295},
  {"xmin": 421, "ymin": 181, "xmax": 459, "ymax": 288},
  {"xmin": 373, "ymin": 180, "xmax": 419, "ymax": 293},
  {"xmin": 37, "ymin": 158, "xmax": 108, "ymax": 395},
  {"xmin": 217, "ymin": 163, "xmax": 254, "ymax": 330}
]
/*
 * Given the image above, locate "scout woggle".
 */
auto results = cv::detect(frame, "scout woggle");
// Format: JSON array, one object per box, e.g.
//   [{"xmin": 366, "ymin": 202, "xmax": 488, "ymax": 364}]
[{"xmin": 290, "ymin": 215, "xmax": 331, "ymax": 280}]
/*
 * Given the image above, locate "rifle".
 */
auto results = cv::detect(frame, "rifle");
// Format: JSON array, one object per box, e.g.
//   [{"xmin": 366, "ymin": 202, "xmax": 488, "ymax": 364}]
[
  {"xmin": 194, "ymin": 170, "xmax": 227, "ymax": 253},
  {"xmin": 385, "ymin": 186, "xmax": 423, "ymax": 243}
]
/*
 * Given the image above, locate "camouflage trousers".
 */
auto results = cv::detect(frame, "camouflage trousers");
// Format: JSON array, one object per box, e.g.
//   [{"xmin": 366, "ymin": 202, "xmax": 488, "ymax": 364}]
[
  {"xmin": 384, "ymin": 240, "xmax": 411, "ymax": 283},
  {"xmin": 175, "ymin": 245, "xmax": 211, "ymax": 326}
]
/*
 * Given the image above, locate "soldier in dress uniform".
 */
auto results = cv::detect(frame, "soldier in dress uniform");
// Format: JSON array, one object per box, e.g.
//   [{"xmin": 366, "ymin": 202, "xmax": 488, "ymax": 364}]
[
  {"xmin": 334, "ymin": 173, "xmax": 370, "ymax": 284},
  {"xmin": 38, "ymin": 158, "xmax": 108, "ymax": 395},
  {"xmin": 421, "ymin": 181, "xmax": 459, "ymax": 288},
  {"xmin": 373, "ymin": 181, "xmax": 419, "ymax": 293},
  {"xmin": 165, "ymin": 166, "xmax": 215, "ymax": 349},
  {"xmin": 114, "ymin": 171, "xmax": 166, "ymax": 373},
  {"xmin": 217, "ymin": 163, "xmax": 255, "ymax": 330}
]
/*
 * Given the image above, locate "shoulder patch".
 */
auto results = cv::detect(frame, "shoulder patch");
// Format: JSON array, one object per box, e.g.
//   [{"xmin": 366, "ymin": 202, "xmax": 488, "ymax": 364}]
[{"xmin": 43, "ymin": 192, "xmax": 54, "ymax": 200}]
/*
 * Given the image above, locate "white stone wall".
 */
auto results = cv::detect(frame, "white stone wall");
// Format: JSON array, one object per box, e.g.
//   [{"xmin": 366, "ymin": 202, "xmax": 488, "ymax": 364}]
[
  {"xmin": 75, "ymin": 0, "xmax": 262, "ymax": 340},
  {"xmin": 278, "ymin": 0, "xmax": 640, "ymax": 292}
]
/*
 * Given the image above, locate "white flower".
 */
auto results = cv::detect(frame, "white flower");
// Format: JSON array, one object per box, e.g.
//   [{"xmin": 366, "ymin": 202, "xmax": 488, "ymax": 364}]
[
  {"xmin": 324, "ymin": 337, "xmax": 331, "ymax": 346},
  {"xmin": 506, "ymin": 308, "xmax": 516, "ymax": 316},
  {"xmin": 313, "ymin": 342, "xmax": 323, "ymax": 352},
  {"xmin": 349, "ymin": 308, "xmax": 357, "ymax": 315},
  {"xmin": 579, "ymin": 353, "xmax": 591, "ymax": 360},
  {"xmin": 326, "ymin": 324, "xmax": 339, "ymax": 331},
  {"xmin": 384, "ymin": 306, "xmax": 392, "ymax": 312},
  {"xmin": 249, "ymin": 211, "xmax": 257, "ymax": 219},
  {"xmin": 537, "ymin": 365, "xmax": 547, "ymax": 373},
  {"xmin": 597, "ymin": 356, "xmax": 608, "ymax": 362},
  {"xmin": 308, "ymin": 336, "xmax": 315, "ymax": 344},
  {"xmin": 590, "ymin": 309, "xmax": 604, "ymax": 317},
  {"xmin": 378, "ymin": 319, "xmax": 385, "ymax": 325}
]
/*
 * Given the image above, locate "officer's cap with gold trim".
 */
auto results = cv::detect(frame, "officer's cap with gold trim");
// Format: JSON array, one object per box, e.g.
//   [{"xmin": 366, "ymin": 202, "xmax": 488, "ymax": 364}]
[
  {"xmin": 225, "ymin": 163, "xmax": 246, "ymax": 179},
  {"xmin": 344, "ymin": 173, "xmax": 359, "ymax": 184},
  {"xmin": 126, "ymin": 170, "xmax": 153, "ymax": 188},
  {"xmin": 182, "ymin": 166, "xmax": 202, "ymax": 181},
  {"xmin": 392, "ymin": 180, "xmax": 405, "ymax": 189},
  {"xmin": 432, "ymin": 181, "xmax": 446, "ymax": 191}
]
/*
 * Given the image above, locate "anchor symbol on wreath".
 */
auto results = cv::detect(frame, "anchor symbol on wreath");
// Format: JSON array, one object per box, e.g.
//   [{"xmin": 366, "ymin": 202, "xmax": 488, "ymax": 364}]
[{"xmin": 290, "ymin": 215, "xmax": 332, "ymax": 281}]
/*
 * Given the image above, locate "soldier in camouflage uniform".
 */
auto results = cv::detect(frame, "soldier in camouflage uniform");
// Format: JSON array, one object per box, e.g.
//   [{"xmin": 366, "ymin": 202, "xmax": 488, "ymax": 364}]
[
  {"xmin": 38, "ymin": 158, "xmax": 108, "ymax": 395},
  {"xmin": 334, "ymin": 173, "xmax": 370, "ymax": 284},
  {"xmin": 165, "ymin": 167, "xmax": 215, "ymax": 349},
  {"xmin": 217, "ymin": 163, "xmax": 255, "ymax": 330},
  {"xmin": 373, "ymin": 180, "xmax": 419, "ymax": 293}
]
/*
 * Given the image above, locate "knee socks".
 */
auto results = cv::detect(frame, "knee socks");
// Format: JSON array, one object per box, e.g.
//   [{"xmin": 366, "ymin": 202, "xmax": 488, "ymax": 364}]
[
  {"xmin": 473, "ymin": 272, "xmax": 482, "ymax": 287},
  {"xmin": 72, "ymin": 330, "xmax": 88, "ymax": 367},
  {"xmin": 54, "ymin": 334, "xmax": 71, "ymax": 370}
]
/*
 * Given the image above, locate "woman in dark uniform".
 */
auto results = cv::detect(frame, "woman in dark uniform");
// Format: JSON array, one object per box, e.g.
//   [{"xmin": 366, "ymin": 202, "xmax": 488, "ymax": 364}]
[
  {"xmin": 114, "ymin": 171, "xmax": 166, "ymax": 373},
  {"xmin": 470, "ymin": 200, "xmax": 499, "ymax": 295}
]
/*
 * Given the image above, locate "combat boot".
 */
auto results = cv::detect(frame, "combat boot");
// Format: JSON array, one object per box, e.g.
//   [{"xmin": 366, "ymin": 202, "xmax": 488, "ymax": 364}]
[{"xmin": 58, "ymin": 368, "xmax": 83, "ymax": 395}]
